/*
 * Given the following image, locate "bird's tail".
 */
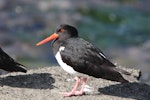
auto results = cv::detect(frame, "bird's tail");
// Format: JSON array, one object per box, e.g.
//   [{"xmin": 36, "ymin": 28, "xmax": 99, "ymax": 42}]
[
  {"xmin": 10, "ymin": 62, "xmax": 27, "ymax": 73},
  {"xmin": 120, "ymin": 78, "xmax": 129, "ymax": 83},
  {"xmin": 113, "ymin": 67, "xmax": 131, "ymax": 75},
  {"xmin": 112, "ymin": 67, "xmax": 130, "ymax": 83}
]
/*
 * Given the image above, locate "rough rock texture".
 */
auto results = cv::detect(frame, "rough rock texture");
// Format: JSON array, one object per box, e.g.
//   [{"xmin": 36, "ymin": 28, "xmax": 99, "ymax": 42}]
[{"xmin": 0, "ymin": 66, "xmax": 149, "ymax": 100}]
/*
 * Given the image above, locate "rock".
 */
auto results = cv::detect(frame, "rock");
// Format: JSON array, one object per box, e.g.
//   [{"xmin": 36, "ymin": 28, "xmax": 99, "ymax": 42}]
[{"xmin": 0, "ymin": 66, "xmax": 149, "ymax": 100}]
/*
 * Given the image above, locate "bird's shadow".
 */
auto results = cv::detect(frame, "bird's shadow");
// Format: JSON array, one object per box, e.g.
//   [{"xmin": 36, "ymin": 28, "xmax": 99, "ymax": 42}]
[
  {"xmin": 98, "ymin": 82, "xmax": 150, "ymax": 100},
  {"xmin": 0, "ymin": 73, "xmax": 55, "ymax": 89}
]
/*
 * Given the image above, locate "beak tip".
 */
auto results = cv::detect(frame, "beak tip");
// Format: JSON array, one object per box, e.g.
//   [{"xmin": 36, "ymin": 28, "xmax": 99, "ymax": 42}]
[{"xmin": 36, "ymin": 43, "xmax": 40, "ymax": 46}]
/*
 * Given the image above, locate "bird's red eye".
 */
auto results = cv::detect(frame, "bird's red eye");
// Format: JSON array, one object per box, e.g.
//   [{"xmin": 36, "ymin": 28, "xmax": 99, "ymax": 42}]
[{"xmin": 60, "ymin": 28, "xmax": 65, "ymax": 32}]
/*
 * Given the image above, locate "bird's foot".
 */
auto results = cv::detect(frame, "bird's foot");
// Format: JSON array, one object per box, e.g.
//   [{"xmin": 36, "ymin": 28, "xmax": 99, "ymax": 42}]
[
  {"xmin": 60, "ymin": 77, "xmax": 87, "ymax": 97},
  {"xmin": 74, "ymin": 90, "xmax": 84, "ymax": 95},
  {"xmin": 60, "ymin": 91, "xmax": 84, "ymax": 97},
  {"xmin": 60, "ymin": 92, "xmax": 75, "ymax": 97}
]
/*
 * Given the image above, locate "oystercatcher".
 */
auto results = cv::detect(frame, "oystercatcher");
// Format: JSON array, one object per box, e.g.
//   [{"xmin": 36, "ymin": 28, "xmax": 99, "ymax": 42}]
[
  {"xmin": 36, "ymin": 24, "xmax": 129, "ymax": 97},
  {"xmin": 0, "ymin": 47, "xmax": 27, "ymax": 73}
]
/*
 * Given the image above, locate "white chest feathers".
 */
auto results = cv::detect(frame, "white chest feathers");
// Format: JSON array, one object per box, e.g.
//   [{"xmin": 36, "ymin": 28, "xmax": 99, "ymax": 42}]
[{"xmin": 55, "ymin": 46, "xmax": 78, "ymax": 75}]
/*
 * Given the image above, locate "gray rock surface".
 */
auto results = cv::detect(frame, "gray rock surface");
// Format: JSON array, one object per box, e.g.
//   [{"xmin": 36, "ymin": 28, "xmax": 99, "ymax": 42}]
[{"xmin": 0, "ymin": 66, "xmax": 149, "ymax": 100}]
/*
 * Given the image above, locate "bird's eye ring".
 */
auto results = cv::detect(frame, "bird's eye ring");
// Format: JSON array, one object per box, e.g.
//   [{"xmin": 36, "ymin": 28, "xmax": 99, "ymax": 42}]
[{"xmin": 60, "ymin": 28, "xmax": 65, "ymax": 32}]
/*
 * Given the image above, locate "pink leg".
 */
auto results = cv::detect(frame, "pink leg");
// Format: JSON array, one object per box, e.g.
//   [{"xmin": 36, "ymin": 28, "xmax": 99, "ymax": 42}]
[
  {"xmin": 75, "ymin": 77, "xmax": 87, "ymax": 95},
  {"xmin": 61, "ymin": 77, "xmax": 81, "ymax": 97}
]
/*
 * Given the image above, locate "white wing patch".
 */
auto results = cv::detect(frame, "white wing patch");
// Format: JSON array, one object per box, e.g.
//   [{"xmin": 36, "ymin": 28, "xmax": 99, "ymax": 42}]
[
  {"xmin": 55, "ymin": 46, "xmax": 78, "ymax": 75},
  {"xmin": 99, "ymin": 52, "xmax": 106, "ymax": 58}
]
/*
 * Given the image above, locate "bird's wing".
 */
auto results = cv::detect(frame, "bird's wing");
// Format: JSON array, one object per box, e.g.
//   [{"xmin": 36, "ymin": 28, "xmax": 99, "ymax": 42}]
[
  {"xmin": 0, "ymin": 48, "xmax": 15, "ymax": 66},
  {"xmin": 60, "ymin": 38, "xmax": 116, "ymax": 76},
  {"xmin": 0, "ymin": 48, "xmax": 27, "ymax": 72}
]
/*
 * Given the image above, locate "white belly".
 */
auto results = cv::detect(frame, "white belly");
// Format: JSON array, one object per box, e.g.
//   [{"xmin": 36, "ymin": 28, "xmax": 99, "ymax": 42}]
[{"xmin": 55, "ymin": 47, "xmax": 78, "ymax": 75}]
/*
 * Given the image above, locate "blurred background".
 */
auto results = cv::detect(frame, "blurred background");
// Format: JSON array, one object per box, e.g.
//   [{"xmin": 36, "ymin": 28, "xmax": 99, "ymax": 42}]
[{"xmin": 0, "ymin": 0, "xmax": 150, "ymax": 84}]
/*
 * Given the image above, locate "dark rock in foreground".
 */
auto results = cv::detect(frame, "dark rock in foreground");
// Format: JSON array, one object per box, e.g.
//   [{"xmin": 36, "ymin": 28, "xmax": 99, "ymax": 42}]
[{"xmin": 0, "ymin": 66, "xmax": 149, "ymax": 100}]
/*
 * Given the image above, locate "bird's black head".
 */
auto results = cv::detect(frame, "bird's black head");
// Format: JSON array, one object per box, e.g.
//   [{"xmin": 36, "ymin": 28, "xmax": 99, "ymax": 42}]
[
  {"xmin": 55, "ymin": 24, "xmax": 78, "ymax": 40},
  {"xmin": 36, "ymin": 24, "xmax": 78, "ymax": 46}
]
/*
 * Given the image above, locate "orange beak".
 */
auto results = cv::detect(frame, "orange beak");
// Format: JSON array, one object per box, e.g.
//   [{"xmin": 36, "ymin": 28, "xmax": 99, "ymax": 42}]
[{"xmin": 36, "ymin": 33, "xmax": 59, "ymax": 46}]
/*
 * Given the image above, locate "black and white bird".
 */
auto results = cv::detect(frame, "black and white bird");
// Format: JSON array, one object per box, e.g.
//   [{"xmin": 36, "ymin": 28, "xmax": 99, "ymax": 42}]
[
  {"xmin": 0, "ymin": 47, "xmax": 27, "ymax": 73},
  {"xmin": 36, "ymin": 24, "xmax": 129, "ymax": 97}
]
